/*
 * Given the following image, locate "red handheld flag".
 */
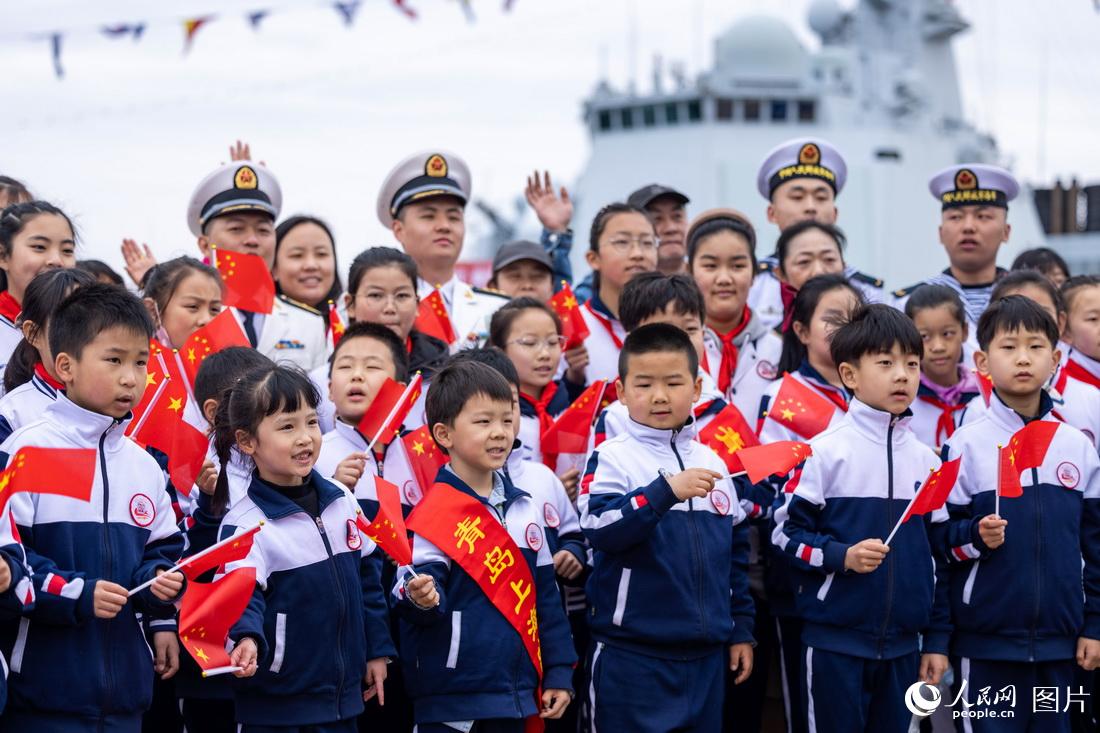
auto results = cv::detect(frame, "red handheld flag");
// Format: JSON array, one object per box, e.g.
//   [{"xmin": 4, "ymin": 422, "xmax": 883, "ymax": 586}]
[
  {"xmin": 549, "ymin": 282, "xmax": 590, "ymax": 351},
  {"xmin": 357, "ymin": 375, "xmax": 423, "ymax": 449},
  {"xmin": 179, "ymin": 566, "xmax": 257, "ymax": 673},
  {"xmin": 181, "ymin": 309, "xmax": 251, "ymax": 385},
  {"xmin": 734, "ymin": 441, "xmax": 813, "ymax": 484},
  {"xmin": 179, "ymin": 523, "xmax": 263, "ymax": 580},
  {"xmin": 356, "ymin": 477, "xmax": 413, "ymax": 566},
  {"xmin": 415, "ymin": 289, "xmax": 457, "ymax": 345},
  {"xmin": 213, "ymin": 248, "xmax": 275, "ymax": 315},
  {"xmin": 401, "ymin": 424, "xmax": 447, "ymax": 496},
  {"xmin": 974, "ymin": 370, "xmax": 993, "ymax": 407},
  {"xmin": 542, "ymin": 381, "xmax": 606, "ymax": 455},
  {"xmin": 128, "ymin": 340, "xmax": 172, "ymax": 433},
  {"xmin": 0, "ymin": 446, "xmax": 97, "ymax": 516},
  {"xmin": 697, "ymin": 403, "xmax": 761, "ymax": 473},
  {"xmin": 328, "ymin": 300, "xmax": 346, "ymax": 349},
  {"xmin": 901, "ymin": 458, "xmax": 962, "ymax": 525},
  {"xmin": 998, "ymin": 420, "xmax": 1060, "ymax": 499},
  {"xmin": 768, "ymin": 375, "xmax": 837, "ymax": 439}
]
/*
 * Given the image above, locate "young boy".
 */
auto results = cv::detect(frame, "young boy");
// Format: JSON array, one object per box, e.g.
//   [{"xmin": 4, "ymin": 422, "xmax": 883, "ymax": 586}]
[
  {"xmin": 394, "ymin": 360, "xmax": 576, "ymax": 732},
  {"xmin": 941, "ymin": 295, "xmax": 1100, "ymax": 732},
  {"xmin": 771, "ymin": 303, "xmax": 952, "ymax": 733},
  {"xmin": 580, "ymin": 322, "xmax": 755, "ymax": 732},
  {"xmin": 0, "ymin": 284, "xmax": 185, "ymax": 732}
]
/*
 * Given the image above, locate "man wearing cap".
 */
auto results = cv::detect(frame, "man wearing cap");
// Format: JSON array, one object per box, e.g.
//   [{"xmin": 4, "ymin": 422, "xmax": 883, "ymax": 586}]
[
  {"xmin": 488, "ymin": 240, "xmax": 555, "ymax": 302},
  {"xmin": 748, "ymin": 137, "xmax": 886, "ymax": 331},
  {"xmin": 187, "ymin": 160, "xmax": 327, "ymax": 371},
  {"xmin": 627, "ymin": 183, "xmax": 691, "ymax": 276},
  {"xmin": 893, "ymin": 164, "xmax": 1018, "ymax": 354},
  {"xmin": 377, "ymin": 150, "xmax": 508, "ymax": 352}
]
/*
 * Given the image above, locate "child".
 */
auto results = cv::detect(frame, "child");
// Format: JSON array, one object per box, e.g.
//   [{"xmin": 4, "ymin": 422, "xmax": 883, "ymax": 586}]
[
  {"xmin": 487, "ymin": 239, "xmax": 555, "ymax": 303},
  {"xmin": 579, "ymin": 203, "xmax": 658, "ymax": 384},
  {"xmin": 141, "ymin": 256, "xmax": 223, "ymax": 351},
  {"xmin": 489, "ymin": 298, "xmax": 585, "ymax": 473},
  {"xmin": 0, "ymin": 268, "xmax": 95, "ymax": 437},
  {"xmin": 904, "ymin": 284, "xmax": 981, "ymax": 449},
  {"xmin": 940, "ymin": 296, "xmax": 1100, "ymax": 732},
  {"xmin": 0, "ymin": 201, "xmax": 78, "ymax": 376},
  {"xmin": 688, "ymin": 209, "xmax": 781, "ymax": 419},
  {"xmin": 217, "ymin": 364, "xmax": 395, "ymax": 731},
  {"xmin": 0, "ymin": 284, "xmax": 185, "ymax": 732},
  {"xmin": 1062, "ymin": 275, "xmax": 1100, "ymax": 390},
  {"xmin": 1011, "ymin": 246, "xmax": 1071, "ymax": 288},
  {"xmin": 394, "ymin": 360, "xmax": 576, "ymax": 732},
  {"xmin": 772, "ymin": 304, "xmax": 951, "ymax": 733}
]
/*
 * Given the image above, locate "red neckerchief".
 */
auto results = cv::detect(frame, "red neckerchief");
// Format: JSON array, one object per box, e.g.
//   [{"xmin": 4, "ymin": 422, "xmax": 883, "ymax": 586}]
[
  {"xmin": 917, "ymin": 393, "xmax": 966, "ymax": 446},
  {"xmin": 33, "ymin": 362, "xmax": 64, "ymax": 391},
  {"xmin": 806, "ymin": 379, "xmax": 849, "ymax": 413},
  {"xmin": 583, "ymin": 300, "xmax": 623, "ymax": 349},
  {"xmin": 779, "ymin": 281, "xmax": 799, "ymax": 333},
  {"xmin": 0, "ymin": 292, "xmax": 21, "ymax": 324},
  {"xmin": 1063, "ymin": 359, "xmax": 1100, "ymax": 391},
  {"xmin": 521, "ymin": 382, "xmax": 560, "ymax": 470},
  {"xmin": 713, "ymin": 307, "xmax": 752, "ymax": 395}
]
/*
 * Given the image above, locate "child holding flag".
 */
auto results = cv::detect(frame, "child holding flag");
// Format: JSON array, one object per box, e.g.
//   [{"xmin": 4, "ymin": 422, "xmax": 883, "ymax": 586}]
[
  {"xmin": 771, "ymin": 304, "xmax": 952, "ymax": 733},
  {"xmin": 940, "ymin": 296, "xmax": 1100, "ymax": 732}
]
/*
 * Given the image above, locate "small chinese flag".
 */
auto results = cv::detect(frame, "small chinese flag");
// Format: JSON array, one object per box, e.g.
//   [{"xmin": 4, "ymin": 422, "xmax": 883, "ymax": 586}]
[
  {"xmin": 768, "ymin": 375, "xmax": 837, "ymax": 439},
  {"xmin": 549, "ymin": 282, "xmax": 590, "ymax": 351},
  {"xmin": 179, "ymin": 524, "xmax": 263, "ymax": 580},
  {"xmin": 697, "ymin": 403, "xmax": 761, "ymax": 473},
  {"xmin": 181, "ymin": 309, "xmax": 250, "ymax": 385},
  {"xmin": 998, "ymin": 420, "xmax": 1060, "ymax": 499},
  {"xmin": 734, "ymin": 441, "xmax": 813, "ymax": 483},
  {"xmin": 0, "ymin": 447, "xmax": 97, "ymax": 516},
  {"xmin": 213, "ymin": 248, "xmax": 275, "ymax": 315},
  {"xmin": 356, "ymin": 477, "xmax": 413, "ymax": 566},
  {"xmin": 168, "ymin": 418, "xmax": 210, "ymax": 497},
  {"xmin": 542, "ymin": 381, "xmax": 606, "ymax": 455},
  {"xmin": 415, "ymin": 289, "xmax": 456, "ymax": 345},
  {"xmin": 128, "ymin": 339, "xmax": 172, "ymax": 431},
  {"xmin": 179, "ymin": 567, "xmax": 257, "ymax": 673},
  {"xmin": 182, "ymin": 16, "xmax": 212, "ymax": 53},
  {"xmin": 402, "ymin": 424, "xmax": 447, "ymax": 495},
  {"xmin": 900, "ymin": 458, "xmax": 962, "ymax": 525},
  {"xmin": 974, "ymin": 370, "xmax": 993, "ymax": 407},
  {"xmin": 357, "ymin": 375, "xmax": 423, "ymax": 448},
  {"xmin": 328, "ymin": 300, "xmax": 346, "ymax": 349}
]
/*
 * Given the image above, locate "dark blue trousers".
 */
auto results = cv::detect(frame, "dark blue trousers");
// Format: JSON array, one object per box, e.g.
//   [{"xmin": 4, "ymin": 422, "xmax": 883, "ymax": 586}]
[{"xmin": 803, "ymin": 645, "xmax": 918, "ymax": 733}]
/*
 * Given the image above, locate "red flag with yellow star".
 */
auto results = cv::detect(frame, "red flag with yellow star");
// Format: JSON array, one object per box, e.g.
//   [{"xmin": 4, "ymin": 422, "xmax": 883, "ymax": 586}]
[
  {"xmin": 900, "ymin": 458, "xmax": 962, "ymax": 524},
  {"xmin": 127, "ymin": 348, "xmax": 189, "ymax": 456},
  {"xmin": 768, "ymin": 375, "xmax": 837, "ymax": 439},
  {"xmin": 734, "ymin": 441, "xmax": 813, "ymax": 483},
  {"xmin": 542, "ymin": 380, "xmax": 607, "ymax": 455},
  {"xmin": 974, "ymin": 369, "xmax": 994, "ymax": 407},
  {"xmin": 128, "ymin": 339, "xmax": 172, "ymax": 431},
  {"xmin": 179, "ymin": 523, "xmax": 263, "ymax": 580},
  {"xmin": 0, "ymin": 447, "xmax": 97, "ymax": 517},
  {"xmin": 328, "ymin": 300, "xmax": 346, "ymax": 349},
  {"xmin": 356, "ymin": 476, "xmax": 413, "ymax": 566},
  {"xmin": 181, "ymin": 308, "xmax": 250, "ymax": 385},
  {"xmin": 213, "ymin": 247, "xmax": 275, "ymax": 315},
  {"xmin": 401, "ymin": 424, "xmax": 447, "ymax": 496},
  {"xmin": 415, "ymin": 289, "xmax": 456, "ymax": 345},
  {"xmin": 549, "ymin": 281, "xmax": 590, "ymax": 350},
  {"xmin": 998, "ymin": 420, "xmax": 1059, "ymax": 499},
  {"xmin": 179, "ymin": 566, "xmax": 257, "ymax": 674},
  {"xmin": 358, "ymin": 375, "xmax": 423, "ymax": 449},
  {"xmin": 697, "ymin": 403, "xmax": 760, "ymax": 473}
]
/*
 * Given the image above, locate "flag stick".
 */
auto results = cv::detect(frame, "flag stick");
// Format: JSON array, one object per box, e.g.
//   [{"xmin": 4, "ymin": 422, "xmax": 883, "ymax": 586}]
[
  {"xmin": 721, "ymin": 471, "xmax": 747, "ymax": 481},
  {"xmin": 995, "ymin": 444, "xmax": 1002, "ymax": 518},
  {"xmin": 127, "ymin": 521, "xmax": 263, "ymax": 596},
  {"xmin": 355, "ymin": 509, "xmax": 419, "ymax": 578},
  {"xmin": 128, "ymin": 351, "xmax": 172, "ymax": 437},
  {"xmin": 201, "ymin": 665, "xmax": 242, "ymax": 678},
  {"xmin": 365, "ymin": 374, "xmax": 423, "ymax": 454},
  {"xmin": 884, "ymin": 492, "xmax": 921, "ymax": 547},
  {"xmin": 171, "ymin": 348, "xmax": 198, "ymax": 404}
]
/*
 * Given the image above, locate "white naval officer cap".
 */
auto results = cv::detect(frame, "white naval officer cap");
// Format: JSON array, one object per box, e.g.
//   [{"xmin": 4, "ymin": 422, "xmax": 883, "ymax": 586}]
[
  {"xmin": 376, "ymin": 151, "xmax": 471, "ymax": 228},
  {"xmin": 756, "ymin": 138, "xmax": 847, "ymax": 200},
  {"xmin": 186, "ymin": 162, "xmax": 283, "ymax": 237},
  {"xmin": 928, "ymin": 164, "xmax": 1019, "ymax": 210}
]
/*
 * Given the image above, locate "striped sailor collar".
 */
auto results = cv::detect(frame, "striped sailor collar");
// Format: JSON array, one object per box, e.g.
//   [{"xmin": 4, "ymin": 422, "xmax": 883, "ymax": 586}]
[
  {"xmin": 45, "ymin": 393, "xmax": 131, "ymax": 448},
  {"xmin": 985, "ymin": 388, "xmax": 1055, "ymax": 432},
  {"xmin": 843, "ymin": 398, "xmax": 914, "ymax": 441},
  {"xmin": 245, "ymin": 469, "xmax": 347, "ymax": 520},
  {"xmin": 623, "ymin": 412, "xmax": 697, "ymax": 449}
]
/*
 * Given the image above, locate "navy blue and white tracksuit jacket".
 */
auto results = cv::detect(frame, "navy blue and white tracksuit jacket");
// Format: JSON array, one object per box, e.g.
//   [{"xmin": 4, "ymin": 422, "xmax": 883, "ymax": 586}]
[
  {"xmin": 771, "ymin": 399, "xmax": 952, "ymax": 659},
  {"xmin": 0, "ymin": 364, "xmax": 62, "ymax": 445},
  {"xmin": 314, "ymin": 418, "xmax": 420, "ymax": 518},
  {"xmin": 578, "ymin": 416, "xmax": 755, "ymax": 658},
  {"xmin": 392, "ymin": 468, "xmax": 577, "ymax": 724},
  {"xmin": 223, "ymin": 470, "xmax": 396, "ymax": 727},
  {"xmin": 0, "ymin": 395, "xmax": 184, "ymax": 718},
  {"xmin": 518, "ymin": 377, "xmax": 585, "ymax": 467},
  {"xmin": 941, "ymin": 390, "xmax": 1100, "ymax": 662}
]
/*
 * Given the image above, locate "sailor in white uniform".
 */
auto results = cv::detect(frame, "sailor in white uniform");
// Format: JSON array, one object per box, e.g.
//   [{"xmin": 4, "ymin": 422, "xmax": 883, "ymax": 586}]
[
  {"xmin": 187, "ymin": 161, "xmax": 327, "ymax": 371},
  {"xmin": 376, "ymin": 150, "xmax": 508, "ymax": 352}
]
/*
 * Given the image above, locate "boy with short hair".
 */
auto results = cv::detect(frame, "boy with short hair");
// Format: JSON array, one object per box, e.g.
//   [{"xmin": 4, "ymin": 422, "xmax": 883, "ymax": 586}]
[
  {"xmin": 0, "ymin": 284, "xmax": 185, "ymax": 732},
  {"xmin": 580, "ymin": 322, "xmax": 755, "ymax": 732},
  {"xmin": 771, "ymin": 304, "xmax": 952, "ymax": 732},
  {"xmin": 394, "ymin": 360, "xmax": 576, "ymax": 732},
  {"xmin": 940, "ymin": 296, "xmax": 1100, "ymax": 732}
]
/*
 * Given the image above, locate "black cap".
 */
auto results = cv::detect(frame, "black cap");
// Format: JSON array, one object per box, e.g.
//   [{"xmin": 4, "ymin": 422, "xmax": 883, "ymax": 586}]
[
  {"xmin": 627, "ymin": 183, "xmax": 690, "ymax": 210},
  {"xmin": 492, "ymin": 240, "xmax": 553, "ymax": 274}
]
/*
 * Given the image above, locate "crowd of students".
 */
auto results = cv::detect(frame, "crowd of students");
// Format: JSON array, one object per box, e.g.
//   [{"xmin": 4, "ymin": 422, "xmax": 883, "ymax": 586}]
[{"xmin": 0, "ymin": 136, "xmax": 1095, "ymax": 733}]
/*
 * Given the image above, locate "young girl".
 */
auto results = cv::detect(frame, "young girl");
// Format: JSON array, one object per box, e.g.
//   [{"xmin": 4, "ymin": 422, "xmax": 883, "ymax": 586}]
[
  {"xmin": 688, "ymin": 208, "xmax": 782, "ymax": 420},
  {"xmin": 216, "ymin": 364, "xmax": 395, "ymax": 732},
  {"xmin": 1062, "ymin": 275, "xmax": 1100, "ymax": 390},
  {"xmin": 141, "ymin": 256, "xmax": 223, "ymax": 350},
  {"xmin": 580, "ymin": 202, "xmax": 658, "ymax": 384},
  {"xmin": 0, "ymin": 201, "xmax": 78, "ymax": 375},
  {"xmin": 489, "ymin": 298, "xmax": 585, "ymax": 478},
  {"xmin": 274, "ymin": 215, "xmax": 344, "ymax": 335},
  {"xmin": 0, "ymin": 268, "xmax": 95, "ymax": 440},
  {"xmin": 772, "ymin": 220, "xmax": 851, "ymax": 333},
  {"xmin": 904, "ymin": 285, "xmax": 981, "ymax": 449}
]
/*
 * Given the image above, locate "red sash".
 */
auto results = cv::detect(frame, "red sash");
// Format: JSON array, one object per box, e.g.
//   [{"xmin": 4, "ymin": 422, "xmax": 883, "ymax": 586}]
[{"xmin": 407, "ymin": 482, "xmax": 545, "ymax": 729}]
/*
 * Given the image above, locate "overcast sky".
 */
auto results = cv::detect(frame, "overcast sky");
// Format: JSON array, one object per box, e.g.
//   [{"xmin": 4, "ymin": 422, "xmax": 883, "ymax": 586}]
[{"xmin": 1, "ymin": 0, "xmax": 1097, "ymax": 276}]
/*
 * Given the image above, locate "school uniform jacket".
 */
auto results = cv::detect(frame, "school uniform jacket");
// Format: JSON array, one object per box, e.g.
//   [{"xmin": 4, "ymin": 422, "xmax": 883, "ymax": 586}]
[
  {"xmin": 1049, "ymin": 363, "xmax": 1100, "ymax": 450},
  {"xmin": 1063, "ymin": 349, "xmax": 1100, "ymax": 395},
  {"xmin": 0, "ymin": 364, "xmax": 63, "ymax": 445},
  {"xmin": 748, "ymin": 261, "xmax": 886, "ymax": 332},
  {"xmin": 505, "ymin": 443, "xmax": 587, "ymax": 578},
  {"xmin": 251, "ymin": 295, "xmax": 328, "ymax": 373},
  {"xmin": 579, "ymin": 416, "xmax": 755, "ymax": 658},
  {"xmin": 417, "ymin": 276, "xmax": 509, "ymax": 353},
  {"xmin": 392, "ymin": 469, "xmax": 576, "ymax": 724},
  {"xmin": 518, "ymin": 377, "xmax": 586, "ymax": 467},
  {"xmin": 224, "ymin": 470, "xmax": 395, "ymax": 727},
  {"xmin": 577, "ymin": 292, "xmax": 626, "ymax": 385},
  {"xmin": 0, "ymin": 505, "xmax": 34, "ymax": 715},
  {"xmin": 771, "ymin": 399, "xmax": 952, "ymax": 659},
  {"xmin": 941, "ymin": 391, "xmax": 1100, "ymax": 662},
  {"xmin": 701, "ymin": 314, "xmax": 782, "ymax": 421},
  {"xmin": 0, "ymin": 319, "xmax": 22, "ymax": 391},
  {"xmin": 0, "ymin": 395, "xmax": 184, "ymax": 718},
  {"xmin": 315, "ymin": 418, "xmax": 420, "ymax": 517}
]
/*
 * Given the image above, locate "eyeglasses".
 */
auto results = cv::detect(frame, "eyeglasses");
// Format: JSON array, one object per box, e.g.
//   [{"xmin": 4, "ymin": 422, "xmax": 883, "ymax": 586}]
[
  {"xmin": 604, "ymin": 236, "xmax": 659, "ymax": 254},
  {"xmin": 508, "ymin": 335, "xmax": 566, "ymax": 353}
]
